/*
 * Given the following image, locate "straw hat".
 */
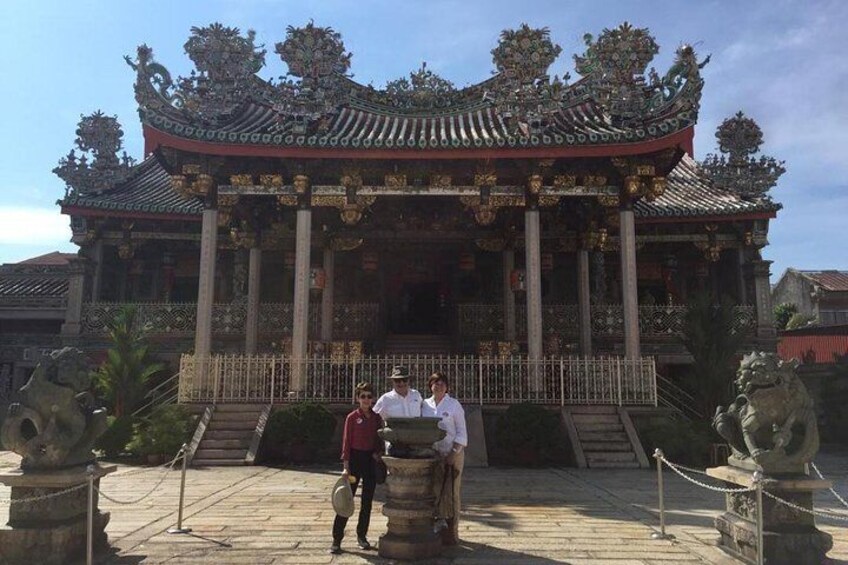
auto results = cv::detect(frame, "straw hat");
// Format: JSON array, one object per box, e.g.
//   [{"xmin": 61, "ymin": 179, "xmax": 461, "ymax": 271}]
[{"xmin": 331, "ymin": 476, "xmax": 354, "ymax": 518}]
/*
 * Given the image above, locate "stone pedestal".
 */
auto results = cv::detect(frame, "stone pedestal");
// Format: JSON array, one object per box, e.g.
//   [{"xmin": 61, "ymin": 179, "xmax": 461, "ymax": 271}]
[
  {"xmin": 379, "ymin": 457, "xmax": 442, "ymax": 560},
  {"xmin": 0, "ymin": 464, "xmax": 117, "ymax": 565},
  {"xmin": 707, "ymin": 466, "xmax": 833, "ymax": 565}
]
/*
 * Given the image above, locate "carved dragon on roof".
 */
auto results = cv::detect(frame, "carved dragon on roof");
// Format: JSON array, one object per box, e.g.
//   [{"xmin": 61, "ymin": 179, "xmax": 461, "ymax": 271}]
[{"xmin": 125, "ymin": 20, "xmax": 707, "ymax": 140}]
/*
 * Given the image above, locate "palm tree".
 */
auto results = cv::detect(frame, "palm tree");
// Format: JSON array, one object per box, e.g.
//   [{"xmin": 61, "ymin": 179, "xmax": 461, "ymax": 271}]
[
  {"xmin": 681, "ymin": 294, "xmax": 751, "ymax": 418},
  {"xmin": 94, "ymin": 306, "xmax": 164, "ymax": 417}
]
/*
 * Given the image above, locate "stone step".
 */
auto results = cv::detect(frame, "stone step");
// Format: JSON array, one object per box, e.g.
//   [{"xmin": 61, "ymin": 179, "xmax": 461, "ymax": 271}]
[
  {"xmin": 200, "ymin": 439, "xmax": 252, "ymax": 450},
  {"xmin": 581, "ymin": 441, "xmax": 633, "ymax": 452},
  {"xmin": 568, "ymin": 405, "xmax": 619, "ymax": 414},
  {"xmin": 208, "ymin": 419, "xmax": 256, "ymax": 431},
  {"xmin": 571, "ymin": 413, "xmax": 621, "ymax": 424},
  {"xmin": 215, "ymin": 404, "xmax": 266, "ymax": 413},
  {"xmin": 587, "ymin": 459, "xmax": 641, "ymax": 469},
  {"xmin": 194, "ymin": 448, "xmax": 248, "ymax": 460},
  {"xmin": 575, "ymin": 422, "xmax": 625, "ymax": 433},
  {"xmin": 586, "ymin": 452, "xmax": 637, "ymax": 463},
  {"xmin": 213, "ymin": 411, "xmax": 263, "ymax": 422},
  {"xmin": 577, "ymin": 431, "xmax": 629, "ymax": 442},
  {"xmin": 192, "ymin": 459, "xmax": 248, "ymax": 467},
  {"xmin": 204, "ymin": 430, "xmax": 255, "ymax": 440}
]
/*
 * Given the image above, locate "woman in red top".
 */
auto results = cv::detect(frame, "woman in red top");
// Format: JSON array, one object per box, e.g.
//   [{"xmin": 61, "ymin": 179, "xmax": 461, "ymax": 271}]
[{"xmin": 331, "ymin": 382, "xmax": 383, "ymax": 554}]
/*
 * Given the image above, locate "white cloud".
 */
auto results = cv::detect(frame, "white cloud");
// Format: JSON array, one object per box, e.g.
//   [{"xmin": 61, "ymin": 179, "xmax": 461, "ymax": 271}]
[{"xmin": 0, "ymin": 207, "xmax": 71, "ymax": 245}]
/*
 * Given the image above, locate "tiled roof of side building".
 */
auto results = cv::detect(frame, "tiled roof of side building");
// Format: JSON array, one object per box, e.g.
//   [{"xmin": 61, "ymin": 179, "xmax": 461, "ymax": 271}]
[
  {"xmin": 799, "ymin": 270, "xmax": 848, "ymax": 292},
  {"xmin": 634, "ymin": 154, "xmax": 781, "ymax": 218},
  {"xmin": 60, "ymin": 154, "xmax": 780, "ymax": 220},
  {"xmin": 0, "ymin": 276, "xmax": 68, "ymax": 298},
  {"xmin": 61, "ymin": 156, "xmax": 204, "ymax": 216}
]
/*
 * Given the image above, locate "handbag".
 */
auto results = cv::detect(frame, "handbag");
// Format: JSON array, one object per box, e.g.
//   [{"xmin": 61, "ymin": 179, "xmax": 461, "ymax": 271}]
[{"xmin": 373, "ymin": 457, "xmax": 387, "ymax": 484}]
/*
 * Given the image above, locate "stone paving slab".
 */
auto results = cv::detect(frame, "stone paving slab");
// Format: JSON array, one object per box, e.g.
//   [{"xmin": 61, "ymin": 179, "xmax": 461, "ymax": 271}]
[{"xmin": 0, "ymin": 449, "xmax": 846, "ymax": 564}]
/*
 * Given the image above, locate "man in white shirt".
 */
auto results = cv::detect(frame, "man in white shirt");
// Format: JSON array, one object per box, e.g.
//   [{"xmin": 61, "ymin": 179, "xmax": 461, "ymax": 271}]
[{"xmin": 373, "ymin": 366, "xmax": 423, "ymax": 419}]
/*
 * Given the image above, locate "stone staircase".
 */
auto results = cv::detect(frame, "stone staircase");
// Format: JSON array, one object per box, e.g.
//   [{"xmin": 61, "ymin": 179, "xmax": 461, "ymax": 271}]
[
  {"xmin": 563, "ymin": 406, "xmax": 648, "ymax": 469},
  {"xmin": 192, "ymin": 404, "xmax": 268, "ymax": 467},
  {"xmin": 384, "ymin": 334, "xmax": 453, "ymax": 355}
]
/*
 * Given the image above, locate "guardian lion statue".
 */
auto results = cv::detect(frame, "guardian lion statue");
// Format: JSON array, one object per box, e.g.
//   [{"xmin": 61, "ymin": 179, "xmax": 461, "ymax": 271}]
[
  {"xmin": 713, "ymin": 351, "xmax": 819, "ymax": 473},
  {"xmin": 1, "ymin": 348, "xmax": 108, "ymax": 469}
]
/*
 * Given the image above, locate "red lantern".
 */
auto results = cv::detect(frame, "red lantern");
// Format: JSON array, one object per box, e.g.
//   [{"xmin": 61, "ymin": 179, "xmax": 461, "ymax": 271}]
[
  {"xmin": 310, "ymin": 268, "xmax": 326, "ymax": 290},
  {"xmin": 284, "ymin": 251, "xmax": 296, "ymax": 269},
  {"xmin": 459, "ymin": 252, "xmax": 476, "ymax": 271},
  {"xmin": 541, "ymin": 253, "xmax": 554, "ymax": 271},
  {"xmin": 510, "ymin": 269, "xmax": 526, "ymax": 291},
  {"xmin": 362, "ymin": 251, "xmax": 378, "ymax": 272}
]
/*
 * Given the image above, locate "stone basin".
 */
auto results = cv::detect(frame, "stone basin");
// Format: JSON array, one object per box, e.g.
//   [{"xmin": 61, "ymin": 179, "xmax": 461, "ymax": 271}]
[{"xmin": 378, "ymin": 417, "xmax": 445, "ymax": 458}]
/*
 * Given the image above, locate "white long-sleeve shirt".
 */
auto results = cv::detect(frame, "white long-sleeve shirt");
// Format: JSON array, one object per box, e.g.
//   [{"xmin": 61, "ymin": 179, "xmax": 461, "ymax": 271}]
[
  {"xmin": 373, "ymin": 388, "xmax": 423, "ymax": 419},
  {"xmin": 422, "ymin": 394, "xmax": 467, "ymax": 456}
]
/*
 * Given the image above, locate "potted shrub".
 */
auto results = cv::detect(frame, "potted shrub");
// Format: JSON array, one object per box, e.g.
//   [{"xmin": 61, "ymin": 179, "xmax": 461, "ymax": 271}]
[
  {"xmin": 495, "ymin": 403, "xmax": 562, "ymax": 467},
  {"xmin": 128, "ymin": 405, "xmax": 194, "ymax": 464},
  {"xmin": 262, "ymin": 403, "xmax": 336, "ymax": 465},
  {"xmin": 96, "ymin": 415, "xmax": 136, "ymax": 459}
]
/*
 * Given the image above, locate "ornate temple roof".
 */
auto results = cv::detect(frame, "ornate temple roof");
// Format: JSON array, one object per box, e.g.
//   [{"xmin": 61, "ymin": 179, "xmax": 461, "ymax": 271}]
[
  {"xmin": 60, "ymin": 153, "xmax": 778, "ymax": 221},
  {"xmin": 130, "ymin": 22, "xmax": 707, "ymax": 157}
]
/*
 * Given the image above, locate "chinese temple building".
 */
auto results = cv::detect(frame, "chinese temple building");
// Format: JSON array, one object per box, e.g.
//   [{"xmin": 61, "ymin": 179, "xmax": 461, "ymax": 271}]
[{"xmin": 49, "ymin": 21, "xmax": 784, "ymax": 422}]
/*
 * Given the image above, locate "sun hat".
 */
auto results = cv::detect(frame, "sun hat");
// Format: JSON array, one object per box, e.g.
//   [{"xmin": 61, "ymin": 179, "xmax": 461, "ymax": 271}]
[
  {"xmin": 389, "ymin": 366, "xmax": 410, "ymax": 380},
  {"xmin": 331, "ymin": 476, "xmax": 354, "ymax": 518}
]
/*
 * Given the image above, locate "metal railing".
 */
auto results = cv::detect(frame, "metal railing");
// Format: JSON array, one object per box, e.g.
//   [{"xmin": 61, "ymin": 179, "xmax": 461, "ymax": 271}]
[
  {"xmin": 456, "ymin": 303, "xmax": 757, "ymax": 339},
  {"xmin": 132, "ymin": 372, "xmax": 181, "ymax": 417},
  {"xmin": 655, "ymin": 374, "xmax": 703, "ymax": 421},
  {"xmin": 177, "ymin": 353, "xmax": 657, "ymax": 406}
]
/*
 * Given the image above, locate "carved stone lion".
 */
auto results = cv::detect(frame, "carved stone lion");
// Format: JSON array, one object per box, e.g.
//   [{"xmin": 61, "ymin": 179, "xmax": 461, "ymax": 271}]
[
  {"xmin": 713, "ymin": 352, "xmax": 819, "ymax": 473},
  {"xmin": 1, "ymin": 348, "xmax": 108, "ymax": 470}
]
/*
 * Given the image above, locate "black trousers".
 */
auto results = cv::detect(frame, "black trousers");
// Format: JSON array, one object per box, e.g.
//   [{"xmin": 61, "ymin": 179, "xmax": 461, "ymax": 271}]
[{"xmin": 332, "ymin": 449, "xmax": 376, "ymax": 543}]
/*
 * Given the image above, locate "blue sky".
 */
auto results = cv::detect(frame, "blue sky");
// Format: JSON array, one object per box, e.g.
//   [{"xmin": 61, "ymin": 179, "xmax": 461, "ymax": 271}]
[{"xmin": 0, "ymin": 0, "xmax": 845, "ymax": 281}]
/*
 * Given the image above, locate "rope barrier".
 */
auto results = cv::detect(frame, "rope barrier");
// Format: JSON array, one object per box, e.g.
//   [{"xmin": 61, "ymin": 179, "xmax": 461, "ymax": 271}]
[
  {"xmin": 762, "ymin": 490, "xmax": 848, "ymax": 522},
  {"xmin": 810, "ymin": 461, "xmax": 848, "ymax": 510},
  {"xmin": 94, "ymin": 448, "xmax": 185, "ymax": 505},
  {"xmin": 658, "ymin": 454, "xmax": 756, "ymax": 494},
  {"xmin": 0, "ymin": 482, "xmax": 88, "ymax": 506}
]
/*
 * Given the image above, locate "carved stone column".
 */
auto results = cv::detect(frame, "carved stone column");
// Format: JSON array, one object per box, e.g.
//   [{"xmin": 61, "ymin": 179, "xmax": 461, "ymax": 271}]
[
  {"xmin": 737, "ymin": 248, "xmax": 749, "ymax": 305},
  {"xmin": 61, "ymin": 258, "xmax": 86, "ymax": 337},
  {"xmin": 320, "ymin": 247, "xmax": 335, "ymax": 342},
  {"xmin": 502, "ymin": 248, "xmax": 516, "ymax": 341},
  {"xmin": 750, "ymin": 259, "xmax": 776, "ymax": 342},
  {"xmin": 90, "ymin": 239, "xmax": 104, "ymax": 302},
  {"xmin": 245, "ymin": 245, "xmax": 262, "ymax": 355},
  {"xmin": 577, "ymin": 247, "xmax": 592, "ymax": 357},
  {"xmin": 291, "ymin": 176, "xmax": 312, "ymax": 392},
  {"xmin": 194, "ymin": 190, "xmax": 218, "ymax": 359},
  {"xmin": 525, "ymin": 206, "xmax": 544, "ymax": 390},
  {"xmin": 619, "ymin": 198, "xmax": 640, "ymax": 358}
]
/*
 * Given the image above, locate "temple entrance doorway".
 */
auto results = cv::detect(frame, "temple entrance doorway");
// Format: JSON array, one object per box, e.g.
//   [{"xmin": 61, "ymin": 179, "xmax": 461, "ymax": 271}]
[
  {"xmin": 385, "ymin": 245, "xmax": 450, "ymax": 337},
  {"xmin": 395, "ymin": 281, "xmax": 441, "ymax": 334}
]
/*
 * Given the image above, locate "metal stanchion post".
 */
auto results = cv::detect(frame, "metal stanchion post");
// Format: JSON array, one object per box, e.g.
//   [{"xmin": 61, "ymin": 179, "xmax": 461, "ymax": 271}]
[
  {"xmin": 753, "ymin": 470, "xmax": 764, "ymax": 565},
  {"xmin": 168, "ymin": 444, "xmax": 192, "ymax": 534},
  {"xmin": 86, "ymin": 464, "xmax": 95, "ymax": 565},
  {"xmin": 651, "ymin": 449, "xmax": 672, "ymax": 540}
]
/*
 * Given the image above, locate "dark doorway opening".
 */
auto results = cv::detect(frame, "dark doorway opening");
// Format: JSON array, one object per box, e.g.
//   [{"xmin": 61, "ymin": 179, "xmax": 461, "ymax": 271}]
[{"xmin": 393, "ymin": 282, "xmax": 442, "ymax": 334}]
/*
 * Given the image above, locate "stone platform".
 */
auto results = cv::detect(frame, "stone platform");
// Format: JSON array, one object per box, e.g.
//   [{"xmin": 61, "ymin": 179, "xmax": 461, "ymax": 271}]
[
  {"xmin": 707, "ymin": 465, "xmax": 834, "ymax": 565},
  {"xmin": 0, "ymin": 463, "xmax": 116, "ymax": 565}
]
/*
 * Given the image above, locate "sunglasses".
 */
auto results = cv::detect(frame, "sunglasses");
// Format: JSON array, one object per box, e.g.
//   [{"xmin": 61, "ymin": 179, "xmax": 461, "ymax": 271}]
[
  {"xmin": 359, "ymin": 394, "xmax": 373, "ymax": 399},
  {"xmin": 394, "ymin": 379, "xmax": 409, "ymax": 384}
]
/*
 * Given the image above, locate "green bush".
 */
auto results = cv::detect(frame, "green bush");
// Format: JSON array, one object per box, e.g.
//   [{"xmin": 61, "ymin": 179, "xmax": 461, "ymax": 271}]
[
  {"xmin": 637, "ymin": 417, "xmax": 717, "ymax": 468},
  {"xmin": 96, "ymin": 415, "xmax": 136, "ymax": 458},
  {"xmin": 261, "ymin": 403, "xmax": 337, "ymax": 464},
  {"xmin": 128, "ymin": 405, "xmax": 194, "ymax": 459},
  {"xmin": 495, "ymin": 404, "xmax": 564, "ymax": 466}
]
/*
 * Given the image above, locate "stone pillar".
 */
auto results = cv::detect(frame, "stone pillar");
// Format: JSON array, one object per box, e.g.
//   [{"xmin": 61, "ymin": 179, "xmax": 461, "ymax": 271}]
[
  {"xmin": 577, "ymin": 248, "xmax": 592, "ymax": 357},
  {"xmin": 525, "ymin": 209, "xmax": 543, "ymax": 363},
  {"xmin": 320, "ymin": 247, "xmax": 334, "ymax": 342},
  {"xmin": 619, "ymin": 200, "xmax": 640, "ymax": 358},
  {"xmin": 750, "ymin": 259, "xmax": 776, "ymax": 341},
  {"xmin": 502, "ymin": 248, "xmax": 516, "ymax": 341},
  {"xmin": 737, "ymin": 248, "xmax": 748, "ymax": 305},
  {"xmin": 245, "ymin": 245, "xmax": 262, "ymax": 355},
  {"xmin": 291, "ymin": 207, "xmax": 312, "ymax": 391},
  {"xmin": 61, "ymin": 258, "xmax": 86, "ymax": 337},
  {"xmin": 194, "ymin": 202, "xmax": 218, "ymax": 359},
  {"xmin": 90, "ymin": 240, "xmax": 103, "ymax": 302}
]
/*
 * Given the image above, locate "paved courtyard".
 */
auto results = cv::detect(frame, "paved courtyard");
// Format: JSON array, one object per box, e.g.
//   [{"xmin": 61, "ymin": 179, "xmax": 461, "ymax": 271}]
[{"xmin": 1, "ymin": 450, "xmax": 846, "ymax": 564}]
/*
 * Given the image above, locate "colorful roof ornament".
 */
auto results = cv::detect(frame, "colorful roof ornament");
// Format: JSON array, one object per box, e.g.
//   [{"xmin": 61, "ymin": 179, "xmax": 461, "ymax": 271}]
[
  {"xmin": 701, "ymin": 111, "xmax": 786, "ymax": 198},
  {"xmin": 53, "ymin": 111, "xmax": 135, "ymax": 196}
]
